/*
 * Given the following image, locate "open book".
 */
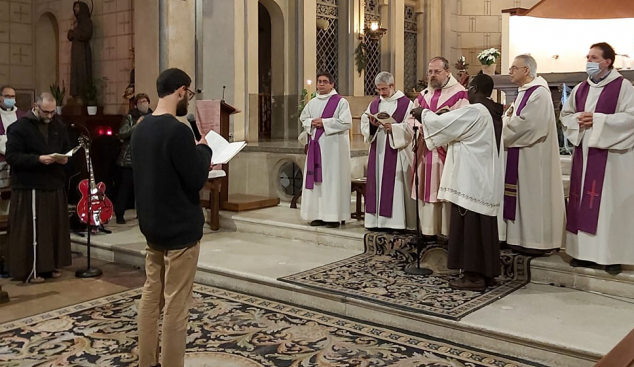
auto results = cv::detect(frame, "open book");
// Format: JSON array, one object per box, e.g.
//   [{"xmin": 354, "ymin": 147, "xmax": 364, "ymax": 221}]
[
  {"xmin": 51, "ymin": 145, "xmax": 82, "ymax": 161},
  {"xmin": 205, "ymin": 130, "xmax": 246, "ymax": 165},
  {"xmin": 364, "ymin": 112, "xmax": 395, "ymax": 126}
]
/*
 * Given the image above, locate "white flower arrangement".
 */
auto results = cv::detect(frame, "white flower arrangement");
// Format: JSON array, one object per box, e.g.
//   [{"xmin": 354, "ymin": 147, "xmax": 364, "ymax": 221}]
[{"xmin": 477, "ymin": 48, "xmax": 501, "ymax": 66}]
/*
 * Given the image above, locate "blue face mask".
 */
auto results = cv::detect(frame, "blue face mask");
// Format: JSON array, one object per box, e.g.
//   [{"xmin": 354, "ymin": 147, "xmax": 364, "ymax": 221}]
[
  {"xmin": 586, "ymin": 62, "xmax": 601, "ymax": 77},
  {"xmin": 3, "ymin": 98, "xmax": 15, "ymax": 109}
]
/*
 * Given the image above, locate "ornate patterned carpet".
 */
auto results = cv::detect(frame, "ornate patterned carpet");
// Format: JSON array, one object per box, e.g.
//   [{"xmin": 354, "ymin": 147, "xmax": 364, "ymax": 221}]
[
  {"xmin": 0, "ymin": 283, "xmax": 544, "ymax": 366},
  {"xmin": 280, "ymin": 233, "xmax": 532, "ymax": 320}
]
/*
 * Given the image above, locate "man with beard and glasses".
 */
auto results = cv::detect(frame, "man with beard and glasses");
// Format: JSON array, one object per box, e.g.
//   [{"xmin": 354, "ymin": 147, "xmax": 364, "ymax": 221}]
[
  {"xmin": 5, "ymin": 93, "xmax": 72, "ymax": 283},
  {"xmin": 132, "ymin": 68, "xmax": 212, "ymax": 367},
  {"xmin": 407, "ymin": 57, "xmax": 469, "ymax": 240}
]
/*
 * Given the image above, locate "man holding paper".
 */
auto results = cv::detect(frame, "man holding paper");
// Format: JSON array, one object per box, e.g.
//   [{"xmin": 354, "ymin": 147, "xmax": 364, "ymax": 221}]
[
  {"xmin": 299, "ymin": 72, "xmax": 352, "ymax": 228},
  {"xmin": 361, "ymin": 71, "xmax": 416, "ymax": 230},
  {"xmin": 4, "ymin": 93, "xmax": 72, "ymax": 283}
]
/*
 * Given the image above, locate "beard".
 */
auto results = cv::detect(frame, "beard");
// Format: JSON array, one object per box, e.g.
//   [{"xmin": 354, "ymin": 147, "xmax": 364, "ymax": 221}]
[
  {"xmin": 176, "ymin": 98, "xmax": 189, "ymax": 117},
  {"xmin": 429, "ymin": 77, "xmax": 443, "ymax": 89}
]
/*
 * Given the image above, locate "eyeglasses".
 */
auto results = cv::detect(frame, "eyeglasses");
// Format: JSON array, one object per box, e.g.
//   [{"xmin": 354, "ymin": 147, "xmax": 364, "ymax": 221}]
[
  {"xmin": 427, "ymin": 69, "xmax": 445, "ymax": 76},
  {"xmin": 185, "ymin": 88, "xmax": 195, "ymax": 101},
  {"xmin": 37, "ymin": 105, "xmax": 56, "ymax": 116},
  {"xmin": 508, "ymin": 66, "xmax": 527, "ymax": 73}
]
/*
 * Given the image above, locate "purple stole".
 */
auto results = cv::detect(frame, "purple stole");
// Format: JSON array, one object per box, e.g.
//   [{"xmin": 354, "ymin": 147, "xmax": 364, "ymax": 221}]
[
  {"xmin": 566, "ymin": 77, "xmax": 624, "ymax": 235},
  {"xmin": 0, "ymin": 109, "xmax": 25, "ymax": 162},
  {"xmin": 365, "ymin": 96, "xmax": 410, "ymax": 217},
  {"xmin": 416, "ymin": 89, "xmax": 468, "ymax": 202},
  {"xmin": 503, "ymin": 85, "xmax": 541, "ymax": 221},
  {"xmin": 305, "ymin": 94, "xmax": 342, "ymax": 189}
]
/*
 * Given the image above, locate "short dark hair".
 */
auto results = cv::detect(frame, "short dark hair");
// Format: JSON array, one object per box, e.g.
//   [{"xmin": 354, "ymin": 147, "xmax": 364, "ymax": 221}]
[
  {"xmin": 429, "ymin": 56, "xmax": 450, "ymax": 70},
  {"xmin": 590, "ymin": 42, "xmax": 616, "ymax": 69},
  {"xmin": 135, "ymin": 93, "xmax": 150, "ymax": 104},
  {"xmin": 0, "ymin": 85, "xmax": 15, "ymax": 96},
  {"xmin": 471, "ymin": 74, "xmax": 494, "ymax": 96},
  {"xmin": 316, "ymin": 71, "xmax": 335, "ymax": 85},
  {"xmin": 156, "ymin": 68, "xmax": 191, "ymax": 98}
]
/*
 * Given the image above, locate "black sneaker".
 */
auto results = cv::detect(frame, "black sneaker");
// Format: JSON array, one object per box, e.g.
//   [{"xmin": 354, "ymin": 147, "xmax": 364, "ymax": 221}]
[
  {"xmin": 116, "ymin": 217, "xmax": 126, "ymax": 225},
  {"xmin": 605, "ymin": 264, "xmax": 622, "ymax": 275}
]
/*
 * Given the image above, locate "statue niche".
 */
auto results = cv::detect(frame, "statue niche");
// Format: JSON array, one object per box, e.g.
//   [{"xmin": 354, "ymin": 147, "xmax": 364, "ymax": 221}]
[{"xmin": 67, "ymin": 1, "xmax": 93, "ymax": 99}]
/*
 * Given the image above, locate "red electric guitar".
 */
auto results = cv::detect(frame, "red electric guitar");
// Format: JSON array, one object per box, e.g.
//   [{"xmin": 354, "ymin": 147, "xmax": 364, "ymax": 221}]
[{"xmin": 76, "ymin": 135, "xmax": 113, "ymax": 226}]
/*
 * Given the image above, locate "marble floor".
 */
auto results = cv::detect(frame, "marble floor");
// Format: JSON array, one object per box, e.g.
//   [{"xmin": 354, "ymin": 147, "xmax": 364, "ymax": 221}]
[{"xmin": 0, "ymin": 254, "xmax": 145, "ymax": 324}]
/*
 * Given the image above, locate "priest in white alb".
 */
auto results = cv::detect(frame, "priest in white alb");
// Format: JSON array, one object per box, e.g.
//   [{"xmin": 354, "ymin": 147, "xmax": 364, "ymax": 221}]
[
  {"xmin": 413, "ymin": 74, "xmax": 503, "ymax": 291},
  {"xmin": 361, "ymin": 71, "xmax": 416, "ymax": 230},
  {"xmin": 502, "ymin": 55, "xmax": 565, "ymax": 255},
  {"xmin": 407, "ymin": 57, "xmax": 469, "ymax": 238},
  {"xmin": 561, "ymin": 42, "xmax": 634, "ymax": 275},
  {"xmin": 300, "ymin": 72, "xmax": 352, "ymax": 228}
]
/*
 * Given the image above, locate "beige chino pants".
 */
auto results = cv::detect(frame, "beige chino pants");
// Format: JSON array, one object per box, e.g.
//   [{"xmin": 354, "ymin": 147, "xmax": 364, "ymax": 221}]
[{"xmin": 137, "ymin": 241, "xmax": 200, "ymax": 367}]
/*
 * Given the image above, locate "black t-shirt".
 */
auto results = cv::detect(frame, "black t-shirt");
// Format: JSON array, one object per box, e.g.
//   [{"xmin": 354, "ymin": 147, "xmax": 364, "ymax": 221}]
[{"xmin": 131, "ymin": 114, "xmax": 212, "ymax": 250}]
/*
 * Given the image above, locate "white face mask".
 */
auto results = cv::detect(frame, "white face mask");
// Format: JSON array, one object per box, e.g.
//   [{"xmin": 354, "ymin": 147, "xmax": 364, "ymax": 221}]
[
  {"xmin": 586, "ymin": 62, "xmax": 602, "ymax": 77},
  {"xmin": 138, "ymin": 102, "xmax": 149, "ymax": 114}
]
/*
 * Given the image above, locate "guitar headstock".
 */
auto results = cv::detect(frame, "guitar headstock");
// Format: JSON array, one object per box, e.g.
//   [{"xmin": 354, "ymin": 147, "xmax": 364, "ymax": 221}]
[{"xmin": 78, "ymin": 135, "xmax": 90, "ymax": 150}]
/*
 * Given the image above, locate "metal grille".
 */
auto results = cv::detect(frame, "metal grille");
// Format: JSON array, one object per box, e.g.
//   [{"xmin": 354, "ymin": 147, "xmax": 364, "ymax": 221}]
[
  {"xmin": 317, "ymin": 0, "xmax": 339, "ymax": 87},
  {"xmin": 404, "ymin": 6, "xmax": 417, "ymax": 93},
  {"xmin": 364, "ymin": 0, "xmax": 381, "ymax": 95}
]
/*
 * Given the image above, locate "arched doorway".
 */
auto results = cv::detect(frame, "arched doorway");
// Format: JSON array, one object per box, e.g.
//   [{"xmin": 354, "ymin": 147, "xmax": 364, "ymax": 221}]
[
  {"xmin": 35, "ymin": 13, "xmax": 59, "ymax": 96},
  {"xmin": 257, "ymin": 0, "xmax": 285, "ymax": 140}
]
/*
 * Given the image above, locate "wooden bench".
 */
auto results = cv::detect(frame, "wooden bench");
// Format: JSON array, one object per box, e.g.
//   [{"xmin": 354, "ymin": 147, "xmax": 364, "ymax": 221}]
[{"xmin": 291, "ymin": 178, "xmax": 366, "ymax": 221}]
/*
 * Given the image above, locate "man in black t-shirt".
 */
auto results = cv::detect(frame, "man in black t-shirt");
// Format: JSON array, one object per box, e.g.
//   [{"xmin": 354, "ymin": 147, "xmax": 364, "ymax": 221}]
[{"xmin": 132, "ymin": 68, "xmax": 212, "ymax": 367}]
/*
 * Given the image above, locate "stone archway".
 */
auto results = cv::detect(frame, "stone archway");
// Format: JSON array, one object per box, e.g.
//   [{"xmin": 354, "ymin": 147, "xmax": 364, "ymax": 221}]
[
  {"xmin": 35, "ymin": 12, "xmax": 60, "ymax": 96},
  {"xmin": 257, "ymin": 0, "xmax": 285, "ymax": 140}
]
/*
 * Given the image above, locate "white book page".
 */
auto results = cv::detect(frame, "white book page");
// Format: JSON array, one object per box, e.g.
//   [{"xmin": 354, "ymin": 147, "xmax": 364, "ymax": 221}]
[
  {"xmin": 205, "ymin": 130, "xmax": 247, "ymax": 165},
  {"xmin": 51, "ymin": 145, "xmax": 81, "ymax": 160}
]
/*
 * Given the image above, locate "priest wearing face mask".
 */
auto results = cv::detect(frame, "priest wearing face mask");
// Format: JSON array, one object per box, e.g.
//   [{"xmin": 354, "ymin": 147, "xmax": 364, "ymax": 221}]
[
  {"xmin": 560, "ymin": 42, "xmax": 634, "ymax": 275},
  {"xmin": 114, "ymin": 93, "xmax": 152, "ymax": 224},
  {"xmin": 4, "ymin": 93, "xmax": 72, "ymax": 283},
  {"xmin": 0, "ymin": 86, "xmax": 26, "ymax": 191}
]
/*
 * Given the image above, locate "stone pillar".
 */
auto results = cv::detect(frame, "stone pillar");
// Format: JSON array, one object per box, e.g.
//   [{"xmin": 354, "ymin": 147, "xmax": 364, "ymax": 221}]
[
  {"xmin": 416, "ymin": 1, "xmax": 426, "ymax": 80},
  {"xmin": 379, "ymin": 0, "xmax": 389, "ymax": 74},
  {"xmin": 301, "ymin": 1, "xmax": 317, "ymax": 95},
  {"xmin": 425, "ymin": 0, "xmax": 442, "ymax": 62},
  {"xmin": 388, "ymin": 0, "xmax": 405, "ymax": 91},
  {"xmin": 134, "ymin": 0, "xmax": 160, "ymax": 108},
  {"xmin": 502, "ymin": 12, "xmax": 511, "ymax": 75},
  {"xmin": 351, "ymin": 0, "xmax": 365, "ymax": 97}
]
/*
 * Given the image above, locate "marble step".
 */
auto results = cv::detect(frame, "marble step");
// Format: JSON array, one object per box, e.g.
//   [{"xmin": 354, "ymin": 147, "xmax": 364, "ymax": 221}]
[
  {"xmin": 70, "ymin": 227, "xmax": 634, "ymax": 367},
  {"xmin": 531, "ymin": 253, "xmax": 634, "ymax": 299},
  {"xmin": 218, "ymin": 205, "xmax": 366, "ymax": 251}
]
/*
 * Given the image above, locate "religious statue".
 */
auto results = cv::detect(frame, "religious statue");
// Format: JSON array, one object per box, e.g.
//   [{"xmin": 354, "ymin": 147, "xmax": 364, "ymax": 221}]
[{"xmin": 67, "ymin": 1, "xmax": 93, "ymax": 98}]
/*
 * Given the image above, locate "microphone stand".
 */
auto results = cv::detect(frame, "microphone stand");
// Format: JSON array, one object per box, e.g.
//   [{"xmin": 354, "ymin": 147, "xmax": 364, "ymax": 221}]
[
  {"xmin": 72, "ymin": 123, "xmax": 102, "ymax": 279},
  {"xmin": 405, "ymin": 123, "xmax": 433, "ymax": 276}
]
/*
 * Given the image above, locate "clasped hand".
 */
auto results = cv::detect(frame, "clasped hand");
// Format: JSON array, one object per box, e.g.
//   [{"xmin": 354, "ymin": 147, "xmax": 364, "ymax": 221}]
[
  {"xmin": 577, "ymin": 112, "xmax": 594, "ymax": 128},
  {"xmin": 311, "ymin": 118, "xmax": 324, "ymax": 129}
]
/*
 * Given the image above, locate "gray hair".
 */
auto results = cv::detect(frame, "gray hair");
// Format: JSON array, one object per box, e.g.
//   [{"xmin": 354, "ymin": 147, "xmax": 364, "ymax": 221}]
[
  {"xmin": 36, "ymin": 92, "xmax": 56, "ymax": 105},
  {"xmin": 374, "ymin": 71, "xmax": 394, "ymax": 86},
  {"xmin": 515, "ymin": 54, "xmax": 537, "ymax": 78}
]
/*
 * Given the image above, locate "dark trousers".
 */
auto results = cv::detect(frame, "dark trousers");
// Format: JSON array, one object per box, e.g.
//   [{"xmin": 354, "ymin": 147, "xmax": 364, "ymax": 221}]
[{"xmin": 114, "ymin": 167, "xmax": 134, "ymax": 219}]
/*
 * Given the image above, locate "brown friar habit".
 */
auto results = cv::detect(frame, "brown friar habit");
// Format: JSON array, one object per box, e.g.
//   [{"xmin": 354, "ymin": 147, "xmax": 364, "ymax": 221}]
[
  {"xmin": 67, "ymin": 1, "xmax": 93, "ymax": 98},
  {"xmin": 5, "ymin": 112, "xmax": 71, "ymax": 280},
  {"xmin": 447, "ymin": 96, "xmax": 503, "ymax": 278}
]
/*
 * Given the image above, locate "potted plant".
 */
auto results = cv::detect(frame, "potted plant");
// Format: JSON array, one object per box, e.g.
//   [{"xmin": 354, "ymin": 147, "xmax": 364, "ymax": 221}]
[
  {"xmin": 354, "ymin": 40, "xmax": 369, "ymax": 76},
  {"xmin": 477, "ymin": 48, "xmax": 501, "ymax": 75},
  {"xmin": 83, "ymin": 81, "xmax": 99, "ymax": 115},
  {"xmin": 49, "ymin": 81, "xmax": 66, "ymax": 115},
  {"xmin": 407, "ymin": 77, "xmax": 428, "ymax": 100},
  {"xmin": 455, "ymin": 56, "xmax": 470, "ymax": 88}
]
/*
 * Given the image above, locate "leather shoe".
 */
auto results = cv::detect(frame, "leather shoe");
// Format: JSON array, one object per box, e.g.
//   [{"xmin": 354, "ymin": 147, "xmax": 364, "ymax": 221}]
[
  {"xmin": 310, "ymin": 220, "xmax": 325, "ymax": 227},
  {"xmin": 605, "ymin": 264, "xmax": 622, "ymax": 275}
]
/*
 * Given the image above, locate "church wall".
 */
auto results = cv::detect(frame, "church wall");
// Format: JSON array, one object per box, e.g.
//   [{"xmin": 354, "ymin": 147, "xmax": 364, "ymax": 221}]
[
  {"xmin": 446, "ymin": 0, "xmax": 539, "ymax": 75},
  {"xmin": 29, "ymin": 0, "xmax": 135, "ymax": 115},
  {"xmin": 0, "ymin": 0, "xmax": 35, "ymax": 101}
]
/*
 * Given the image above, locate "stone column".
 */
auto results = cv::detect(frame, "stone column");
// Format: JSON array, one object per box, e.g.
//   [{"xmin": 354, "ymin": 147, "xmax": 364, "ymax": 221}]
[
  {"xmin": 425, "ymin": 0, "xmax": 442, "ymax": 63},
  {"xmin": 351, "ymin": 0, "xmax": 365, "ymax": 97},
  {"xmin": 301, "ymin": 0, "xmax": 317, "ymax": 95},
  {"xmin": 134, "ymin": 0, "xmax": 160, "ymax": 107},
  {"xmin": 416, "ymin": 1, "xmax": 426, "ymax": 80},
  {"xmin": 388, "ymin": 0, "xmax": 405, "ymax": 91},
  {"xmin": 379, "ymin": 0, "xmax": 389, "ymax": 74}
]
